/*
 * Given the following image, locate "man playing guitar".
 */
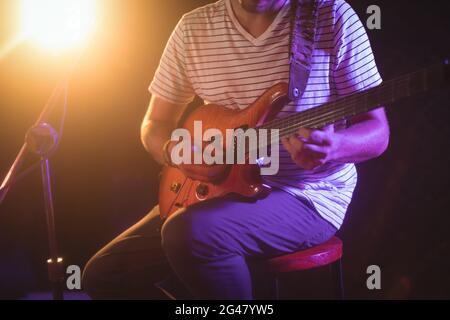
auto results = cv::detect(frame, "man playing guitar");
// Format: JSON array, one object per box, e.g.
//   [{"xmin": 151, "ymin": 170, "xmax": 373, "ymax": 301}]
[{"xmin": 82, "ymin": 0, "xmax": 389, "ymax": 299}]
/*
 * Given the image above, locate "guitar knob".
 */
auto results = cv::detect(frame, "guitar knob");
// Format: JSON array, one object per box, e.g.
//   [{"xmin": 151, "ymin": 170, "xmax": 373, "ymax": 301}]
[
  {"xmin": 196, "ymin": 184, "xmax": 209, "ymax": 198},
  {"xmin": 170, "ymin": 182, "xmax": 181, "ymax": 194}
]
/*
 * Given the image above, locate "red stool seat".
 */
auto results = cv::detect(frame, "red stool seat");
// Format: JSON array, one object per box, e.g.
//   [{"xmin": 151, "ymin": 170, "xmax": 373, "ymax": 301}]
[{"xmin": 264, "ymin": 236, "xmax": 343, "ymax": 273}]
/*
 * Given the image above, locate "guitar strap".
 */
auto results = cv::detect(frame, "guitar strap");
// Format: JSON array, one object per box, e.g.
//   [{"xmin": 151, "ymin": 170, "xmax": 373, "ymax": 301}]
[{"xmin": 289, "ymin": 0, "xmax": 319, "ymax": 101}]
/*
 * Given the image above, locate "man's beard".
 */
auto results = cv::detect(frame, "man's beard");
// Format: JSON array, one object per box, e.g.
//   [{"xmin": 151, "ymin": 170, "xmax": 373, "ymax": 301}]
[{"xmin": 238, "ymin": 0, "xmax": 281, "ymax": 14}]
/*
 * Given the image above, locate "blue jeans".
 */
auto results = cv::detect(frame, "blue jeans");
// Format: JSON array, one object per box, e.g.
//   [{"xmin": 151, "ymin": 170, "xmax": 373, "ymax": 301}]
[{"xmin": 82, "ymin": 189, "xmax": 337, "ymax": 299}]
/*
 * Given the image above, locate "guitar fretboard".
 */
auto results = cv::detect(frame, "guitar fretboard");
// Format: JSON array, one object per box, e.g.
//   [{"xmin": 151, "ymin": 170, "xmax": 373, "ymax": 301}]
[{"xmin": 259, "ymin": 62, "xmax": 448, "ymax": 140}]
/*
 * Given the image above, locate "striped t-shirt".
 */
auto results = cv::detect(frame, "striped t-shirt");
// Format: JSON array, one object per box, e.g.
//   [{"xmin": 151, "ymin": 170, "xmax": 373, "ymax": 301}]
[{"xmin": 149, "ymin": 0, "xmax": 382, "ymax": 229}]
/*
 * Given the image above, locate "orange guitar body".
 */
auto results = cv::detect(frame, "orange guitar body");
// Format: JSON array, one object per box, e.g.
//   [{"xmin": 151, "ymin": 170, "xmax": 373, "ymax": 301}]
[{"xmin": 159, "ymin": 83, "xmax": 289, "ymax": 219}]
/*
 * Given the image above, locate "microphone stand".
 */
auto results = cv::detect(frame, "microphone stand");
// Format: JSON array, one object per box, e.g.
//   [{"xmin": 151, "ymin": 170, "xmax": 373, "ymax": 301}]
[{"xmin": 0, "ymin": 79, "xmax": 69, "ymax": 300}]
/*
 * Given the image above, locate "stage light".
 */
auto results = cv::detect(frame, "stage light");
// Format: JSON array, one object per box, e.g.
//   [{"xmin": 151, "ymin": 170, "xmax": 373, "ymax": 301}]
[{"xmin": 20, "ymin": 0, "xmax": 96, "ymax": 52}]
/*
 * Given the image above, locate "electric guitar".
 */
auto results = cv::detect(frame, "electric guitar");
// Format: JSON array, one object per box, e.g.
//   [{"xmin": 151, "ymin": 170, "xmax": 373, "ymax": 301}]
[{"xmin": 159, "ymin": 60, "xmax": 449, "ymax": 219}]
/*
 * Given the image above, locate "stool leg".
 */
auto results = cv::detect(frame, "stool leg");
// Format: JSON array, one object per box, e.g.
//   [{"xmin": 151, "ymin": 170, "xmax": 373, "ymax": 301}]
[
  {"xmin": 331, "ymin": 259, "xmax": 344, "ymax": 299},
  {"xmin": 274, "ymin": 276, "xmax": 280, "ymax": 300},
  {"xmin": 268, "ymin": 275, "xmax": 280, "ymax": 300}
]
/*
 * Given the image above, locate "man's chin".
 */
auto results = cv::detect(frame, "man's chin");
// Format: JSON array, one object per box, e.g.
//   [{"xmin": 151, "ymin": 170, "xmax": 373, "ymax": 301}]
[{"xmin": 239, "ymin": 0, "xmax": 268, "ymax": 13}]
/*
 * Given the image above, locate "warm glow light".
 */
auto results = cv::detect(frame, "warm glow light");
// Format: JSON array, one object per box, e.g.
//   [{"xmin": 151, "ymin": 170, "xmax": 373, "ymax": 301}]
[{"xmin": 21, "ymin": 0, "xmax": 96, "ymax": 51}]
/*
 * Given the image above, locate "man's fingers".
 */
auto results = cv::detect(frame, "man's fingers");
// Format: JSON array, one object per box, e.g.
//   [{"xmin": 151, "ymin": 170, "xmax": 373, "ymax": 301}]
[
  {"xmin": 282, "ymin": 136, "xmax": 303, "ymax": 154},
  {"xmin": 283, "ymin": 133, "xmax": 327, "ymax": 170},
  {"xmin": 308, "ymin": 130, "xmax": 327, "ymax": 145},
  {"xmin": 281, "ymin": 137, "xmax": 292, "ymax": 154},
  {"xmin": 297, "ymin": 127, "xmax": 311, "ymax": 140},
  {"xmin": 323, "ymin": 124, "xmax": 334, "ymax": 133},
  {"xmin": 302, "ymin": 143, "xmax": 327, "ymax": 159},
  {"xmin": 281, "ymin": 137, "xmax": 289, "ymax": 147},
  {"xmin": 299, "ymin": 125, "xmax": 334, "ymax": 146},
  {"xmin": 288, "ymin": 135, "xmax": 304, "ymax": 151},
  {"xmin": 282, "ymin": 125, "xmax": 335, "ymax": 170}
]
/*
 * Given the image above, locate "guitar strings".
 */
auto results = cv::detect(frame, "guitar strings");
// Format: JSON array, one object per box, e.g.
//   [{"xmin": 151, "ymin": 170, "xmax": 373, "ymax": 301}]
[
  {"xmin": 284, "ymin": 65, "xmax": 436, "ymax": 131},
  {"xmin": 260, "ymin": 72, "xmax": 415, "ymax": 133},
  {"xmin": 242, "ymin": 77, "xmax": 413, "ymax": 155},
  {"xmin": 260, "ymin": 64, "xmax": 437, "ymax": 132},
  {"xmin": 275, "ymin": 75, "xmax": 414, "ymax": 137}
]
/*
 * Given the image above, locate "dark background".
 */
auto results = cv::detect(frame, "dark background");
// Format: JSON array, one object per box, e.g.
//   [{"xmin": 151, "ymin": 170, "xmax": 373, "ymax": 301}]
[{"xmin": 0, "ymin": 0, "xmax": 449, "ymax": 299}]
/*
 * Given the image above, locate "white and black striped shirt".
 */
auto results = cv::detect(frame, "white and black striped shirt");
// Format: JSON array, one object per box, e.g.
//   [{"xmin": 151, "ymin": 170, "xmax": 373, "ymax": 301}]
[{"xmin": 149, "ymin": 0, "xmax": 382, "ymax": 229}]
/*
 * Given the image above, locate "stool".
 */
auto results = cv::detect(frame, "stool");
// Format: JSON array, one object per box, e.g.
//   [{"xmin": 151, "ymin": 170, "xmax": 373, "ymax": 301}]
[{"xmin": 262, "ymin": 236, "xmax": 344, "ymax": 299}]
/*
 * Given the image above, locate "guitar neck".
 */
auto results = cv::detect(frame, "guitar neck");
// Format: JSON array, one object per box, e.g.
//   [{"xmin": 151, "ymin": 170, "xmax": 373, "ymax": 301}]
[{"xmin": 260, "ymin": 61, "xmax": 449, "ymax": 139}]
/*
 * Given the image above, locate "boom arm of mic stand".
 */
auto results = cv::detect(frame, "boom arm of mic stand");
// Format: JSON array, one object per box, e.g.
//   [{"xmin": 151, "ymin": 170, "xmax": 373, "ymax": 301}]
[
  {"xmin": 0, "ymin": 82, "xmax": 66, "ymax": 206},
  {"xmin": 0, "ymin": 144, "xmax": 28, "ymax": 205}
]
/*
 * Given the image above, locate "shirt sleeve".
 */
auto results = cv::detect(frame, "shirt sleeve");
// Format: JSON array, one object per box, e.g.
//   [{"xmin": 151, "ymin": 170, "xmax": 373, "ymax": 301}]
[
  {"xmin": 149, "ymin": 16, "xmax": 196, "ymax": 105},
  {"xmin": 332, "ymin": 0, "xmax": 383, "ymax": 96}
]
